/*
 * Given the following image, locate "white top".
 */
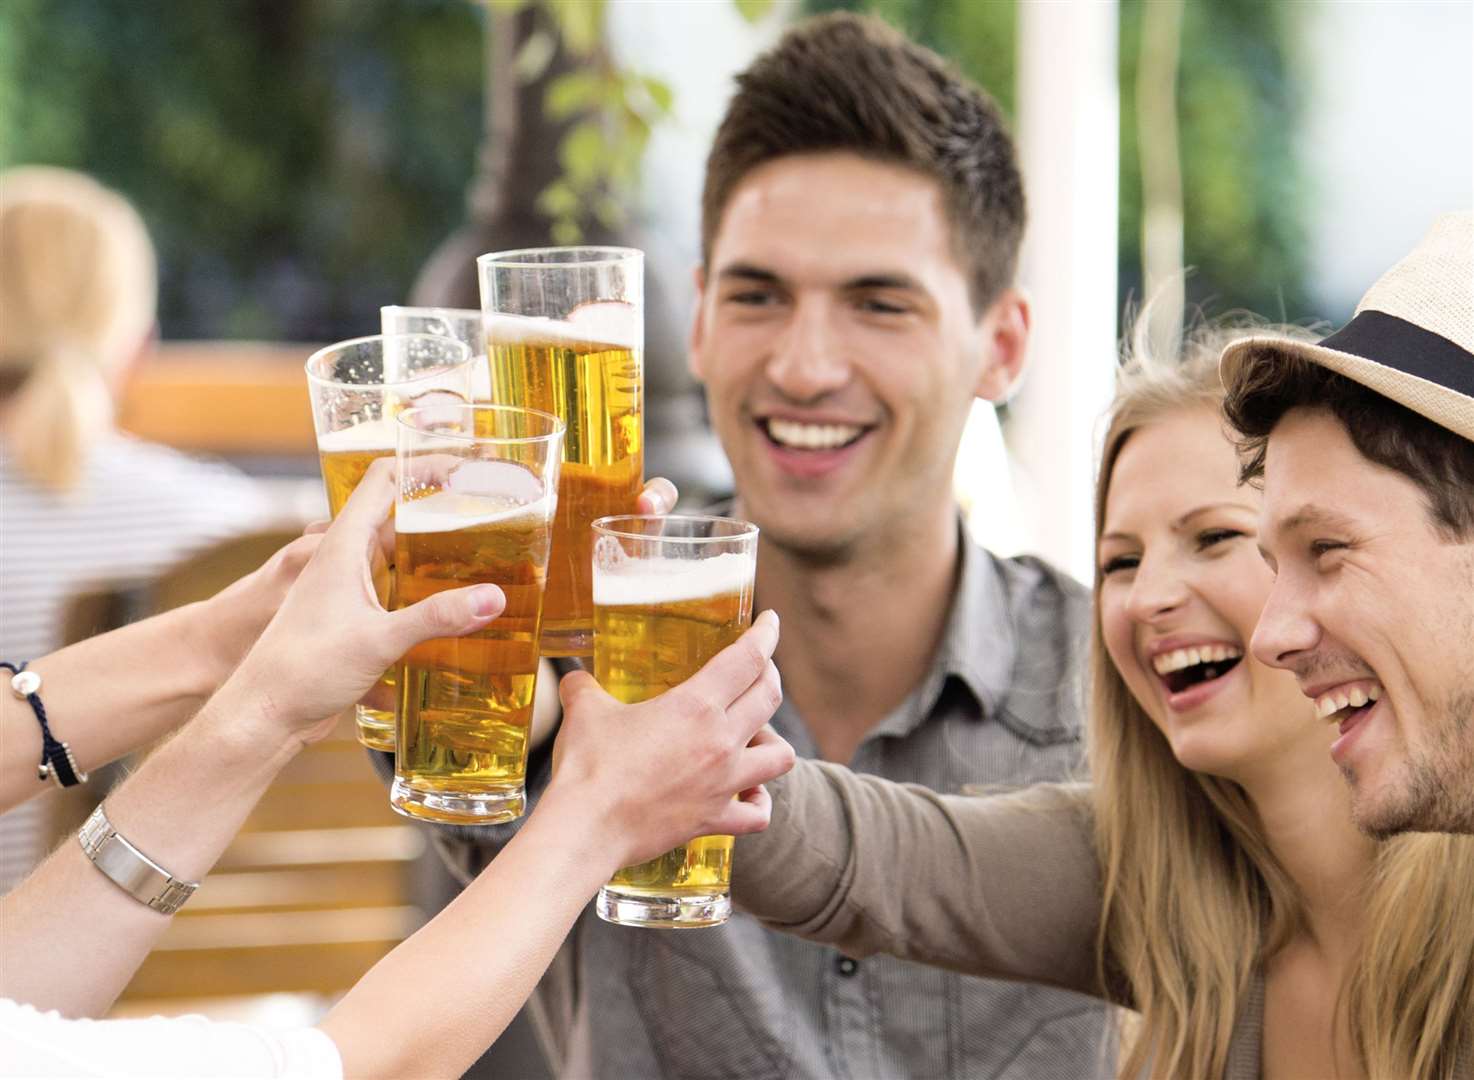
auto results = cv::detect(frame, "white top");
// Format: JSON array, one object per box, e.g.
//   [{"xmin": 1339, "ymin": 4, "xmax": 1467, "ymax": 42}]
[{"xmin": 0, "ymin": 999, "xmax": 342, "ymax": 1078}]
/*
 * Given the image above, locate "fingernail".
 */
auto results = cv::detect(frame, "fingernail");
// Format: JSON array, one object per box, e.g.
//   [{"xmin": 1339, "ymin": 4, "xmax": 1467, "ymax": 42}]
[{"xmin": 469, "ymin": 585, "xmax": 504, "ymax": 617}]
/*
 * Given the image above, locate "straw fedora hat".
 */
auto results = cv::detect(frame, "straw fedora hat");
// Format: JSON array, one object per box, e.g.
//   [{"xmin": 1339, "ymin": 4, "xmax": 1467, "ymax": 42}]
[{"xmin": 1220, "ymin": 212, "xmax": 1473, "ymax": 441}]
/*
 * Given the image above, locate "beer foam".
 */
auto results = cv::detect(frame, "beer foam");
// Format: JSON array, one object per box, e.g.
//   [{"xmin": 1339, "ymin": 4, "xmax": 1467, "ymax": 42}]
[
  {"xmin": 396, "ymin": 488, "xmax": 552, "ymax": 534},
  {"xmin": 593, "ymin": 551, "xmax": 754, "ymax": 607},
  {"xmin": 485, "ymin": 307, "xmax": 640, "ymax": 352},
  {"xmin": 317, "ymin": 416, "xmax": 396, "ymax": 453}
]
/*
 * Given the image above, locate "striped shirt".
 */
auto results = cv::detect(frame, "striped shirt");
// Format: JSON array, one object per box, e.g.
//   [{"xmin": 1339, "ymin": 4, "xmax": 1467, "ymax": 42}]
[{"xmin": 0, "ymin": 432, "xmax": 276, "ymax": 891}]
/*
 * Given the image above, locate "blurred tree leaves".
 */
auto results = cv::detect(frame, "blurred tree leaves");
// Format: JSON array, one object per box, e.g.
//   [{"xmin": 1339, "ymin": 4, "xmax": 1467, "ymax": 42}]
[
  {"xmin": 1120, "ymin": 0, "xmax": 1310, "ymax": 324},
  {"xmin": 804, "ymin": 0, "xmax": 1310, "ymax": 325},
  {"xmin": 492, "ymin": 0, "xmax": 674, "ymax": 245},
  {"xmin": 0, "ymin": 0, "xmax": 483, "ymax": 340}
]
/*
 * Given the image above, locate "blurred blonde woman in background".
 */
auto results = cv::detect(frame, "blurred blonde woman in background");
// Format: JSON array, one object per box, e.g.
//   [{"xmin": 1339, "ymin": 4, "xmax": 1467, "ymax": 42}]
[
  {"xmin": 0, "ymin": 166, "xmax": 274, "ymax": 889},
  {"xmin": 732, "ymin": 320, "xmax": 1474, "ymax": 1079}
]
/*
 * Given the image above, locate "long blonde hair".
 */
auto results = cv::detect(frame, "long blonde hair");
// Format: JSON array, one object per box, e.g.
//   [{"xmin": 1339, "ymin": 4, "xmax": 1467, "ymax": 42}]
[
  {"xmin": 1089, "ymin": 318, "xmax": 1474, "ymax": 1079},
  {"xmin": 0, "ymin": 166, "xmax": 157, "ymax": 490}
]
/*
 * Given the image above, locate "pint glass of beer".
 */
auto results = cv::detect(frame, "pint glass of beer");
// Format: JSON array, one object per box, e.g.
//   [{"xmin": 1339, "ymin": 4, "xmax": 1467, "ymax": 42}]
[
  {"xmin": 591, "ymin": 514, "xmax": 759, "ymax": 928},
  {"xmin": 478, "ymin": 247, "xmax": 644, "ymax": 658},
  {"xmin": 380, "ymin": 306, "xmax": 490, "ymax": 401},
  {"xmin": 306, "ymin": 334, "xmax": 476, "ymax": 751},
  {"xmin": 390, "ymin": 403, "xmax": 564, "ymax": 825}
]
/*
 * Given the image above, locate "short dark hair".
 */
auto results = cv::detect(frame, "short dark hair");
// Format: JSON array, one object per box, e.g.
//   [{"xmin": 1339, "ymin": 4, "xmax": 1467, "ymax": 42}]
[
  {"xmin": 1222, "ymin": 350, "xmax": 1474, "ymax": 541},
  {"xmin": 701, "ymin": 12, "xmax": 1025, "ymax": 311}
]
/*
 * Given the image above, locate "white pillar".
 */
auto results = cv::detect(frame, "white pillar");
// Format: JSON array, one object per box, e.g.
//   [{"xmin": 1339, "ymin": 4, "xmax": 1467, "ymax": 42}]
[{"xmin": 1005, "ymin": 0, "xmax": 1120, "ymax": 583}]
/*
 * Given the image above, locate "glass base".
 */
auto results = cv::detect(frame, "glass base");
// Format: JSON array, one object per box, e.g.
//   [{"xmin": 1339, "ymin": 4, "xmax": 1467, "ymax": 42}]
[
  {"xmin": 355, "ymin": 706, "xmax": 395, "ymax": 752},
  {"xmin": 389, "ymin": 778, "xmax": 524, "ymax": 825},
  {"xmin": 539, "ymin": 625, "xmax": 593, "ymax": 658},
  {"xmin": 595, "ymin": 886, "xmax": 731, "ymax": 928}
]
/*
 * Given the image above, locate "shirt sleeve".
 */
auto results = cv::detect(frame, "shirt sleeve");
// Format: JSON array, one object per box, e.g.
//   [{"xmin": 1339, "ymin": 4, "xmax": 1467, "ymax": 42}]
[
  {"xmin": 0, "ymin": 1000, "xmax": 343, "ymax": 1079},
  {"xmin": 731, "ymin": 758, "xmax": 1108, "ymax": 1000}
]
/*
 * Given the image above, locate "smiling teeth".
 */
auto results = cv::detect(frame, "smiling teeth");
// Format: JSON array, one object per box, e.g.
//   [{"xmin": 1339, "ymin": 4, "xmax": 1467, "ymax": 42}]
[
  {"xmin": 1314, "ymin": 681, "xmax": 1383, "ymax": 720},
  {"xmin": 1152, "ymin": 645, "xmax": 1243, "ymax": 676},
  {"xmin": 766, "ymin": 419, "xmax": 864, "ymax": 450}
]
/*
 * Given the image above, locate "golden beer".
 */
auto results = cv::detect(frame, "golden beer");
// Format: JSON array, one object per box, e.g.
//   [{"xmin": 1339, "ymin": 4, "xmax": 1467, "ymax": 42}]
[
  {"xmin": 488, "ymin": 319, "xmax": 642, "ymax": 657},
  {"xmin": 594, "ymin": 546, "xmax": 756, "ymax": 927},
  {"xmin": 316, "ymin": 419, "xmax": 398, "ymax": 750},
  {"xmin": 390, "ymin": 489, "xmax": 551, "ymax": 825},
  {"xmin": 306, "ymin": 333, "xmax": 475, "ymax": 752}
]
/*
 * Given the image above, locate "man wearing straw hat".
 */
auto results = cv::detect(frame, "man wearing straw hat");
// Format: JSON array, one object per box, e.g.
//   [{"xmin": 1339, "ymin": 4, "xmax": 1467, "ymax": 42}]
[{"xmin": 1220, "ymin": 212, "xmax": 1474, "ymax": 837}]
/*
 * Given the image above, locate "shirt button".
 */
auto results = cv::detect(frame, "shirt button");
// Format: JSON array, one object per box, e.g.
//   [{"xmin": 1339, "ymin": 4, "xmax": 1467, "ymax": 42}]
[{"xmin": 836, "ymin": 956, "xmax": 859, "ymax": 977}]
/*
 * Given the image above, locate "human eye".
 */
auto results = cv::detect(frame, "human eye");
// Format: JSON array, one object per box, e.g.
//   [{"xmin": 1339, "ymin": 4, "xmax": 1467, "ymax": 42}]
[
  {"xmin": 725, "ymin": 287, "xmax": 778, "ymax": 308},
  {"xmin": 1099, "ymin": 552, "xmax": 1139, "ymax": 577},
  {"xmin": 858, "ymin": 295, "xmax": 908, "ymax": 315},
  {"xmin": 1310, "ymin": 539, "xmax": 1350, "ymax": 565},
  {"xmin": 1196, "ymin": 528, "xmax": 1245, "ymax": 551}
]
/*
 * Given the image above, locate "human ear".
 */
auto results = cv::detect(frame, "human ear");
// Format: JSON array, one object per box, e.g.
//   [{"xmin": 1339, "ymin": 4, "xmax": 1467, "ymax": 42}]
[{"xmin": 974, "ymin": 288, "xmax": 1030, "ymax": 402}]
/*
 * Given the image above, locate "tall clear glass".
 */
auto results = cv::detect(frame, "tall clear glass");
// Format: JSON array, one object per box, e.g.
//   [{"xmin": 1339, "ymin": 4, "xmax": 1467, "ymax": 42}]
[
  {"xmin": 305, "ymin": 333, "xmax": 476, "ymax": 751},
  {"xmin": 390, "ymin": 404, "xmax": 564, "ymax": 825},
  {"xmin": 478, "ymin": 247, "xmax": 644, "ymax": 658},
  {"xmin": 380, "ymin": 306, "xmax": 490, "ymax": 401},
  {"xmin": 591, "ymin": 514, "xmax": 759, "ymax": 928}
]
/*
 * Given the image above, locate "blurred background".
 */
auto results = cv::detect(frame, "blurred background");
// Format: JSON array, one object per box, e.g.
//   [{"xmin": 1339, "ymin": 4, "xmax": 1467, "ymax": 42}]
[{"xmin": 2, "ymin": 0, "xmax": 1469, "ymax": 1065}]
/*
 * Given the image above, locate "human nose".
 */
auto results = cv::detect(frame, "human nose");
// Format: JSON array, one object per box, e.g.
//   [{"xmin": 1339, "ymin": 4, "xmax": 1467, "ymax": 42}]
[
  {"xmin": 763, "ymin": 297, "xmax": 850, "ymax": 401},
  {"xmin": 1124, "ymin": 553, "xmax": 1190, "ymax": 625},
  {"xmin": 1250, "ymin": 573, "xmax": 1319, "ymax": 671}
]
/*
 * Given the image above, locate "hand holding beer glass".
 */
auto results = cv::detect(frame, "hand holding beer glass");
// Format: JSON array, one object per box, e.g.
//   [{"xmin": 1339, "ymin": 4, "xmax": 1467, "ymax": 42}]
[
  {"xmin": 390, "ymin": 403, "xmax": 564, "ymax": 825},
  {"xmin": 591, "ymin": 515, "xmax": 760, "ymax": 927},
  {"xmin": 305, "ymin": 333, "xmax": 476, "ymax": 750},
  {"xmin": 479, "ymin": 247, "xmax": 644, "ymax": 658}
]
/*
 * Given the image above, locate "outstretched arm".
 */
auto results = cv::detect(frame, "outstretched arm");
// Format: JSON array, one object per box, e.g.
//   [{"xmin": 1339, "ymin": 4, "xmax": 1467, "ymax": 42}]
[
  {"xmin": 320, "ymin": 611, "xmax": 791, "ymax": 1080},
  {"xmin": 0, "ymin": 460, "xmax": 504, "ymax": 1015},
  {"xmin": 731, "ymin": 759, "xmax": 1108, "ymax": 1000},
  {"xmin": 0, "ymin": 532, "xmax": 323, "ymax": 815}
]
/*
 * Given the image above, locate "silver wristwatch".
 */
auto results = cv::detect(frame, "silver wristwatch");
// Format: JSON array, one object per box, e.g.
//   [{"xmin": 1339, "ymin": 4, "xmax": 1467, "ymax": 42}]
[{"xmin": 78, "ymin": 804, "xmax": 199, "ymax": 916}]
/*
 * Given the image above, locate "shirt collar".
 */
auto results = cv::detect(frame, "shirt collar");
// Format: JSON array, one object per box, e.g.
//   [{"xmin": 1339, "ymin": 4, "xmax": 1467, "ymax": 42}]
[{"xmin": 873, "ymin": 525, "xmax": 1086, "ymax": 746}]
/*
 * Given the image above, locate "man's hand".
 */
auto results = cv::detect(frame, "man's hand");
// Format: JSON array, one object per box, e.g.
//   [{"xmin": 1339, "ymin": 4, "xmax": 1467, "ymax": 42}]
[
  {"xmin": 547, "ymin": 610, "xmax": 794, "ymax": 871},
  {"xmin": 222, "ymin": 458, "xmax": 506, "ymax": 747}
]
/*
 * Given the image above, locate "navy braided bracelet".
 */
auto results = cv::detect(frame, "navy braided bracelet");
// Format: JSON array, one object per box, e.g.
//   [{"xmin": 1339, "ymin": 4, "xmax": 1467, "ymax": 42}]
[{"xmin": 2, "ymin": 661, "xmax": 87, "ymax": 788}]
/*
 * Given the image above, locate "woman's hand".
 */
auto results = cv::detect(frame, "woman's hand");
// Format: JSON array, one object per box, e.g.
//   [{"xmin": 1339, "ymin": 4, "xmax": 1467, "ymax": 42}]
[
  {"xmin": 190, "ymin": 530, "xmax": 324, "ymax": 692},
  {"xmin": 546, "ymin": 611, "xmax": 794, "ymax": 872},
  {"xmin": 221, "ymin": 458, "xmax": 505, "ymax": 747}
]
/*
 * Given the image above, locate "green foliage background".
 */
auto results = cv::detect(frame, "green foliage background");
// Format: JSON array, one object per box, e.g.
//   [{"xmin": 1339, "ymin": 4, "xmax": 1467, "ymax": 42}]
[
  {"xmin": 0, "ymin": 0, "xmax": 484, "ymax": 340},
  {"xmin": 0, "ymin": 0, "xmax": 1312, "ymax": 340},
  {"xmin": 806, "ymin": 0, "xmax": 1311, "ymax": 326}
]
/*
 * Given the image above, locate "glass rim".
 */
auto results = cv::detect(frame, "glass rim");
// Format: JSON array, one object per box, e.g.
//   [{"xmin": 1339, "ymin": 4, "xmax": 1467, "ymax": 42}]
[
  {"xmin": 591, "ymin": 514, "xmax": 760, "ymax": 544},
  {"xmin": 379, "ymin": 304, "xmax": 481, "ymax": 322},
  {"xmin": 395, "ymin": 402, "xmax": 565, "ymax": 446},
  {"xmin": 304, "ymin": 333, "xmax": 475, "ymax": 389},
  {"xmin": 476, "ymin": 245, "xmax": 643, "ymax": 270}
]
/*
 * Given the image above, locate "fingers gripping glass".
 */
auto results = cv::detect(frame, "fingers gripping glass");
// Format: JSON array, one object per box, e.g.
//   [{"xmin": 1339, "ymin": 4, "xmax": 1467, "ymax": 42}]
[
  {"xmin": 389, "ymin": 404, "xmax": 564, "ymax": 826},
  {"xmin": 591, "ymin": 515, "xmax": 759, "ymax": 928},
  {"xmin": 305, "ymin": 333, "xmax": 477, "ymax": 752}
]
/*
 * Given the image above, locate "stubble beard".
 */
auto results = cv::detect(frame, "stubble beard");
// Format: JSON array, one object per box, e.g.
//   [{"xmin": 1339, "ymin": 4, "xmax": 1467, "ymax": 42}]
[{"xmin": 1352, "ymin": 685, "xmax": 1474, "ymax": 838}]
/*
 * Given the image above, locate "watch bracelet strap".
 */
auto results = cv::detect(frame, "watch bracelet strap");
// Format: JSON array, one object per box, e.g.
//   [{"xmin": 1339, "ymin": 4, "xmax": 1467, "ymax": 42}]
[{"xmin": 78, "ymin": 804, "xmax": 199, "ymax": 915}]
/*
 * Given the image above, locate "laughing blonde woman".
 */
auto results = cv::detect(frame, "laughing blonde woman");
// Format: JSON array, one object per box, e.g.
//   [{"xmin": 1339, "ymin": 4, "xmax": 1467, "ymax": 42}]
[{"xmin": 731, "ymin": 321, "xmax": 1474, "ymax": 1079}]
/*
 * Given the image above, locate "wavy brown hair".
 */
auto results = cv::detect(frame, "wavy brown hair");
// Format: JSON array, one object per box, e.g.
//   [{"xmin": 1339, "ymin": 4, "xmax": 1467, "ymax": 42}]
[{"xmin": 1088, "ymin": 318, "xmax": 1474, "ymax": 1078}]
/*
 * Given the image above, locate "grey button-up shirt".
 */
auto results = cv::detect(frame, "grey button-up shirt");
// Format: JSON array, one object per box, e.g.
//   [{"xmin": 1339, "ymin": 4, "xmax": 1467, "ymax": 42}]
[{"xmin": 434, "ymin": 530, "xmax": 1113, "ymax": 1079}]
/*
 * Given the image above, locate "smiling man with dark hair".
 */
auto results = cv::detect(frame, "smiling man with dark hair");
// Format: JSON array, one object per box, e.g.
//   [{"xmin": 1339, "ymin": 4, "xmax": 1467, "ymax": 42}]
[
  {"xmin": 431, "ymin": 12, "xmax": 1113, "ymax": 1079},
  {"xmin": 1221, "ymin": 212, "xmax": 1474, "ymax": 837}
]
